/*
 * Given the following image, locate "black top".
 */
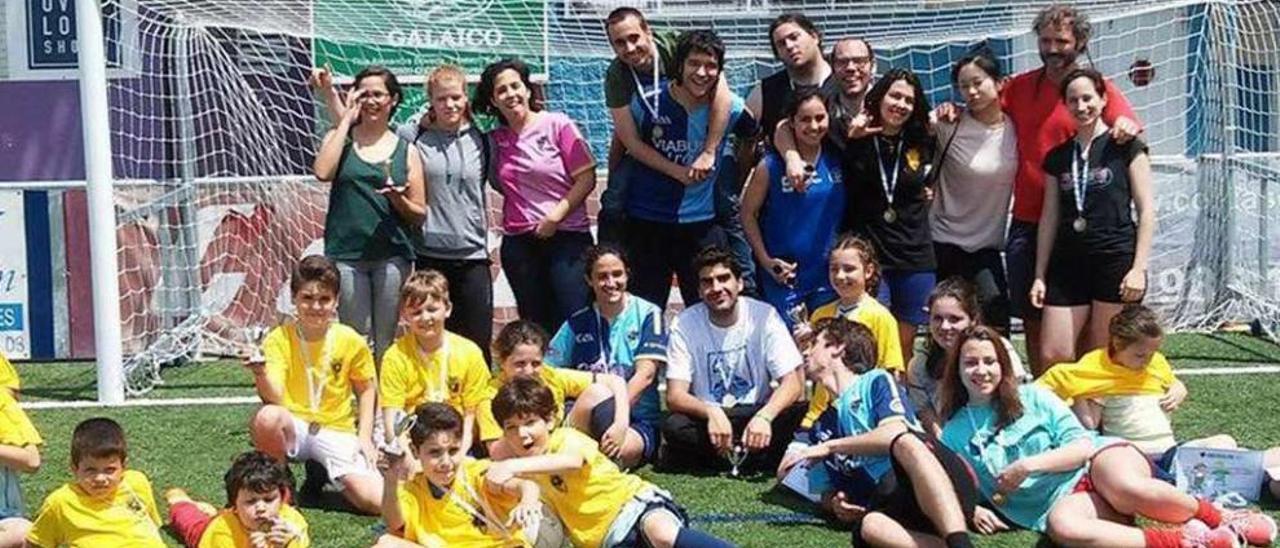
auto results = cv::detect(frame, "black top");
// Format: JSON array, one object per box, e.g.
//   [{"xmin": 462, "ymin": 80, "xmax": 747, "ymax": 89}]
[
  {"xmin": 841, "ymin": 134, "xmax": 937, "ymax": 271},
  {"xmin": 758, "ymin": 69, "xmax": 838, "ymax": 146},
  {"xmin": 1041, "ymin": 133, "xmax": 1148, "ymax": 256}
]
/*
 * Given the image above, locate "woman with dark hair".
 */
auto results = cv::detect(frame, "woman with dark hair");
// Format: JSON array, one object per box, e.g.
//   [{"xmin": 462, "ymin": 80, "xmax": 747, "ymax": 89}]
[
  {"xmin": 312, "ymin": 65, "xmax": 426, "ymax": 361},
  {"xmin": 931, "ymin": 52, "xmax": 1017, "ymax": 336},
  {"xmin": 841, "ymin": 67, "xmax": 935, "ymax": 366},
  {"xmin": 906, "ymin": 277, "xmax": 1027, "ymax": 436},
  {"xmin": 1030, "ymin": 68, "xmax": 1156, "ymax": 368},
  {"xmin": 545, "ymin": 245, "xmax": 667, "ymax": 469},
  {"xmin": 741, "ymin": 89, "xmax": 844, "ymax": 327},
  {"xmin": 937, "ymin": 326, "xmax": 1263, "ymax": 544},
  {"xmin": 476, "ymin": 58, "xmax": 597, "ymax": 334}
]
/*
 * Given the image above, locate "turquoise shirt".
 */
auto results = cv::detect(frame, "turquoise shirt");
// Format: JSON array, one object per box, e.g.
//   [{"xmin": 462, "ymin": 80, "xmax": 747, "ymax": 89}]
[{"xmin": 940, "ymin": 384, "xmax": 1095, "ymax": 532}]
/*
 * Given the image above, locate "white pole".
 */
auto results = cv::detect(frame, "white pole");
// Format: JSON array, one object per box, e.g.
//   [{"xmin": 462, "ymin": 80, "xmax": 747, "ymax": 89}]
[{"xmin": 76, "ymin": 0, "xmax": 125, "ymax": 404}]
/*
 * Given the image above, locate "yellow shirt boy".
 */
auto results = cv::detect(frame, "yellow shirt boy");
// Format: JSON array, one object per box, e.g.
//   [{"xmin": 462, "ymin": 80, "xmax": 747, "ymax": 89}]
[
  {"xmin": 477, "ymin": 367, "xmax": 595, "ymax": 443},
  {"xmin": 396, "ymin": 458, "xmax": 527, "ymax": 547},
  {"xmin": 380, "ymin": 331, "xmax": 490, "ymax": 415},
  {"xmin": 197, "ymin": 504, "xmax": 310, "ymax": 548},
  {"xmin": 532, "ymin": 428, "xmax": 646, "ymax": 548},
  {"xmin": 0, "ymin": 352, "xmax": 18, "ymax": 393},
  {"xmin": 262, "ymin": 321, "xmax": 376, "ymax": 433},
  {"xmin": 804, "ymin": 295, "xmax": 905, "ymax": 427},
  {"xmin": 1, "ymin": 389, "xmax": 41, "ymax": 517},
  {"xmin": 26, "ymin": 469, "xmax": 164, "ymax": 548}
]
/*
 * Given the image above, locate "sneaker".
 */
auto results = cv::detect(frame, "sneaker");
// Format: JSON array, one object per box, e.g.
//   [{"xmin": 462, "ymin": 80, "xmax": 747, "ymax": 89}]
[
  {"xmin": 1181, "ymin": 519, "xmax": 1242, "ymax": 548},
  {"xmin": 1221, "ymin": 510, "xmax": 1277, "ymax": 546}
]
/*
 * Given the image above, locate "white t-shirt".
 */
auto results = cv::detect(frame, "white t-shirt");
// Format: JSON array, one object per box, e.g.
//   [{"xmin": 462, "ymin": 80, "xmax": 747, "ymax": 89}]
[
  {"xmin": 666, "ymin": 297, "xmax": 802, "ymax": 406},
  {"xmin": 930, "ymin": 112, "xmax": 1018, "ymax": 252}
]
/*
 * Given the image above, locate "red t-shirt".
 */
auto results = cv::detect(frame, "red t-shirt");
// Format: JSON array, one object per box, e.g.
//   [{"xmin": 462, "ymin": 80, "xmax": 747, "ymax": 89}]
[{"xmin": 1001, "ymin": 68, "xmax": 1139, "ymax": 223}]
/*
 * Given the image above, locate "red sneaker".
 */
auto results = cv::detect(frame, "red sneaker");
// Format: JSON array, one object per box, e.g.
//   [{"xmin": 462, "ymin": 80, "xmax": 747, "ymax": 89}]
[
  {"xmin": 1221, "ymin": 510, "xmax": 1277, "ymax": 546},
  {"xmin": 1181, "ymin": 519, "xmax": 1243, "ymax": 548}
]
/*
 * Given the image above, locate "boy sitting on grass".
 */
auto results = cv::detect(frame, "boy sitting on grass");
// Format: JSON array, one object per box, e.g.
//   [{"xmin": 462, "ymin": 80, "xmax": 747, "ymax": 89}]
[
  {"xmin": 0, "ymin": 375, "xmax": 41, "ymax": 548},
  {"xmin": 26, "ymin": 417, "xmax": 164, "ymax": 548},
  {"xmin": 379, "ymin": 270, "xmax": 491, "ymax": 460},
  {"xmin": 374, "ymin": 402, "xmax": 543, "ymax": 548},
  {"xmin": 486, "ymin": 377, "xmax": 735, "ymax": 548},
  {"xmin": 245, "ymin": 255, "xmax": 382, "ymax": 514},
  {"xmin": 165, "ymin": 450, "xmax": 309, "ymax": 548}
]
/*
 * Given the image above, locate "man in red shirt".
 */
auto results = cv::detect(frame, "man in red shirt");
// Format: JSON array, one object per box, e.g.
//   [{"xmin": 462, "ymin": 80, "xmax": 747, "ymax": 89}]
[{"xmin": 999, "ymin": 4, "xmax": 1141, "ymax": 375}]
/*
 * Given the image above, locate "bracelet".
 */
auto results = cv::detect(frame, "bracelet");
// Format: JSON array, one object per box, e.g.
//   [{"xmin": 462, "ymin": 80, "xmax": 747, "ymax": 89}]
[{"xmin": 753, "ymin": 411, "xmax": 774, "ymax": 424}]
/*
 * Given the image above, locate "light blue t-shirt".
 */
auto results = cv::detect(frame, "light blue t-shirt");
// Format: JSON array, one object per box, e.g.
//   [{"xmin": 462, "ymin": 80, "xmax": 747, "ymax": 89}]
[
  {"xmin": 809, "ymin": 369, "xmax": 918, "ymax": 504},
  {"xmin": 625, "ymin": 84, "xmax": 756, "ymax": 224},
  {"xmin": 940, "ymin": 384, "xmax": 1098, "ymax": 532},
  {"xmin": 546, "ymin": 295, "xmax": 668, "ymax": 425}
]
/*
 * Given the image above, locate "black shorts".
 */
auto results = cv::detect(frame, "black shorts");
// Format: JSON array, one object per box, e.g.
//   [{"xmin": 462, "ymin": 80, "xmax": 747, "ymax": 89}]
[
  {"xmin": 854, "ymin": 432, "xmax": 978, "ymax": 543},
  {"xmin": 1045, "ymin": 248, "xmax": 1141, "ymax": 306},
  {"xmin": 1005, "ymin": 220, "xmax": 1039, "ymax": 320}
]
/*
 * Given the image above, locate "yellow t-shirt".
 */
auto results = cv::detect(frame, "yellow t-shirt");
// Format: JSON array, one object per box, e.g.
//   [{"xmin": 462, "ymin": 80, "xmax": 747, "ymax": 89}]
[
  {"xmin": 397, "ymin": 458, "xmax": 526, "ymax": 547},
  {"xmin": 262, "ymin": 321, "xmax": 376, "ymax": 433},
  {"xmin": 0, "ymin": 352, "xmax": 18, "ymax": 392},
  {"xmin": 0, "ymin": 389, "xmax": 41, "ymax": 448},
  {"xmin": 477, "ymin": 367, "xmax": 595, "ymax": 442},
  {"xmin": 379, "ymin": 331, "xmax": 491, "ymax": 415},
  {"xmin": 534, "ymin": 428, "xmax": 647, "ymax": 548},
  {"xmin": 803, "ymin": 296, "xmax": 905, "ymax": 427},
  {"xmin": 196, "ymin": 504, "xmax": 310, "ymax": 548},
  {"xmin": 26, "ymin": 469, "xmax": 164, "ymax": 548},
  {"xmin": 1037, "ymin": 349, "xmax": 1175, "ymax": 402}
]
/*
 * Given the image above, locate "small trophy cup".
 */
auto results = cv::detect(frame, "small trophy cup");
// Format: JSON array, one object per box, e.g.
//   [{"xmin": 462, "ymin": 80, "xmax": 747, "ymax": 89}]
[{"xmin": 728, "ymin": 444, "xmax": 748, "ymax": 478}]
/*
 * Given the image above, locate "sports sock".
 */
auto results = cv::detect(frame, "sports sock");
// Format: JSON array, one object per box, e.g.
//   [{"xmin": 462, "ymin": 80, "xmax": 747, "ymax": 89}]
[
  {"xmin": 1195, "ymin": 498, "xmax": 1223, "ymax": 528},
  {"xmin": 674, "ymin": 527, "xmax": 735, "ymax": 548},
  {"xmin": 944, "ymin": 532, "xmax": 974, "ymax": 548},
  {"xmin": 1144, "ymin": 528, "xmax": 1181, "ymax": 548}
]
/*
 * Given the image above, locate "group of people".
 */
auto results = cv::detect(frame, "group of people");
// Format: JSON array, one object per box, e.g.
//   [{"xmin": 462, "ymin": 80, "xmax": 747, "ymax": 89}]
[{"xmin": 1, "ymin": 2, "xmax": 1279, "ymax": 548}]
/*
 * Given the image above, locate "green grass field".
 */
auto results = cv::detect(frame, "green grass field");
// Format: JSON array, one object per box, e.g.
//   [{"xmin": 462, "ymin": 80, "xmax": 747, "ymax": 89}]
[{"xmin": 12, "ymin": 332, "xmax": 1280, "ymax": 547}]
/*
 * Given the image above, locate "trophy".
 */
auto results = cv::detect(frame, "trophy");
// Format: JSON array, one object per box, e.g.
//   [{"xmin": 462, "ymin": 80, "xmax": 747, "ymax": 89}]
[
  {"xmin": 244, "ymin": 325, "xmax": 269, "ymax": 370},
  {"xmin": 727, "ymin": 443, "xmax": 748, "ymax": 478}
]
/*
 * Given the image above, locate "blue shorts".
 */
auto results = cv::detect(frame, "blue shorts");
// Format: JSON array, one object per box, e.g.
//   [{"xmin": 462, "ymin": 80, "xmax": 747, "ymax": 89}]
[
  {"xmin": 875, "ymin": 269, "xmax": 935, "ymax": 325},
  {"xmin": 1152, "ymin": 444, "xmax": 1183, "ymax": 484},
  {"xmin": 586, "ymin": 396, "xmax": 661, "ymax": 464}
]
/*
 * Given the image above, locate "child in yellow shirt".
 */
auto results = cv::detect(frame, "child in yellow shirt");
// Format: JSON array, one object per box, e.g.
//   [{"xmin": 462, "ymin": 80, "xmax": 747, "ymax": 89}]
[
  {"xmin": 374, "ymin": 402, "xmax": 543, "ymax": 548},
  {"xmin": 26, "ymin": 417, "xmax": 164, "ymax": 548},
  {"xmin": 487, "ymin": 378, "xmax": 733, "ymax": 548},
  {"xmin": 245, "ymin": 255, "xmax": 381, "ymax": 514},
  {"xmin": 0, "ymin": 352, "xmax": 18, "ymax": 397},
  {"xmin": 477, "ymin": 320, "xmax": 634, "ymax": 462},
  {"xmin": 379, "ymin": 270, "xmax": 490, "ymax": 456},
  {"xmin": 798, "ymin": 234, "xmax": 904, "ymax": 429},
  {"xmin": 1038, "ymin": 304, "xmax": 1280, "ymax": 498},
  {"xmin": 0, "ymin": 382, "xmax": 41, "ymax": 548},
  {"xmin": 166, "ymin": 451, "xmax": 309, "ymax": 547}
]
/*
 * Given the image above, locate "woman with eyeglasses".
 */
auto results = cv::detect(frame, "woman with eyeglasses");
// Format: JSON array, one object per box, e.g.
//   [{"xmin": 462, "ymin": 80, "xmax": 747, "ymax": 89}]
[{"xmin": 312, "ymin": 65, "xmax": 426, "ymax": 362}]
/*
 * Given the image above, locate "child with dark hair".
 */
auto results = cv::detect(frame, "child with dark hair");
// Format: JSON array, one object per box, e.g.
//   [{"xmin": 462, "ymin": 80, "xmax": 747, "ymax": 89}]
[
  {"xmin": 779, "ymin": 319, "xmax": 978, "ymax": 548},
  {"xmin": 374, "ymin": 403, "xmax": 544, "ymax": 548},
  {"xmin": 26, "ymin": 418, "xmax": 164, "ymax": 547},
  {"xmin": 166, "ymin": 451, "xmax": 309, "ymax": 547},
  {"xmin": 487, "ymin": 378, "xmax": 734, "ymax": 548},
  {"xmin": 477, "ymin": 320, "xmax": 633, "ymax": 461}
]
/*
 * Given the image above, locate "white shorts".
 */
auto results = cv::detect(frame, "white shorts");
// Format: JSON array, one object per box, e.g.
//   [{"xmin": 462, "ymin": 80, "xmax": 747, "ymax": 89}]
[{"xmin": 287, "ymin": 416, "xmax": 376, "ymax": 483}]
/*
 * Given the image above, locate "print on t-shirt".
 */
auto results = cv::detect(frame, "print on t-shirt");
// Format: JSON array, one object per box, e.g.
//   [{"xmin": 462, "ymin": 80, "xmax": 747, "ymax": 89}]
[{"xmin": 708, "ymin": 345, "xmax": 753, "ymax": 402}]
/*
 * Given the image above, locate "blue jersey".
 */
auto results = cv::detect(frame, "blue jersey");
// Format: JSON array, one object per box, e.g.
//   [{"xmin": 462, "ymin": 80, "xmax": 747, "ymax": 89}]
[
  {"xmin": 546, "ymin": 295, "xmax": 668, "ymax": 424},
  {"xmin": 760, "ymin": 148, "xmax": 845, "ymax": 294},
  {"xmin": 625, "ymin": 84, "xmax": 756, "ymax": 223},
  {"xmin": 810, "ymin": 369, "xmax": 918, "ymax": 505}
]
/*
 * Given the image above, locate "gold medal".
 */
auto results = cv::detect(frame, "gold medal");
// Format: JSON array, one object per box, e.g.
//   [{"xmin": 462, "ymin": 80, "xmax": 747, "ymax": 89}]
[
  {"xmin": 1072, "ymin": 217, "xmax": 1087, "ymax": 233},
  {"xmin": 652, "ymin": 125, "xmax": 663, "ymax": 139},
  {"xmin": 883, "ymin": 209, "xmax": 898, "ymax": 223},
  {"xmin": 307, "ymin": 422, "xmax": 321, "ymax": 436},
  {"xmin": 721, "ymin": 393, "xmax": 738, "ymax": 408},
  {"xmin": 992, "ymin": 492, "xmax": 1007, "ymax": 506}
]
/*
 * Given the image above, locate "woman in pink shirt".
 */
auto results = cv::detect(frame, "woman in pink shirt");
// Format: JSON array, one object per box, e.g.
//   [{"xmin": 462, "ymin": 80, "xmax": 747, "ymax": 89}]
[{"xmin": 475, "ymin": 58, "xmax": 598, "ymax": 333}]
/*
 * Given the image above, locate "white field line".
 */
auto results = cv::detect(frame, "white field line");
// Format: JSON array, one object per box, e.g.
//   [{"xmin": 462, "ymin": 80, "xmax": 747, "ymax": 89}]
[
  {"xmin": 21, "ymin": 396, "xmax": 259, "ymax": 410},
  {"xmin": 1176, "ymin": 365, "xmax": 1280, "ymax": 376}
]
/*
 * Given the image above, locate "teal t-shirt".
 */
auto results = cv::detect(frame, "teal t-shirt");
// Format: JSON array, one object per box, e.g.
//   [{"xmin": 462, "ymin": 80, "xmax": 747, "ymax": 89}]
[
  {"xmin": 940, "ymin": 384, "xmax": 1098, "ymax": 532},
  {"xmin": 323, "ymin": 136, "xmax": 422, "ymax": 261}
]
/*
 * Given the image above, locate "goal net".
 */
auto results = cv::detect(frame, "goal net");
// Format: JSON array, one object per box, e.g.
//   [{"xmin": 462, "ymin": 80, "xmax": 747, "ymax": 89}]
[{"xmin": 96, "ymin": 0, "xmax": 1280, "ymax": 395}]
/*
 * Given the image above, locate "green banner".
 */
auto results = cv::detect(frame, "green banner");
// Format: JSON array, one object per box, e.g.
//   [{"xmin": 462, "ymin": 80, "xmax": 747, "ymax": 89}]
[{"xmin": 312, "ymin": 0, "xmax": 546, "ymax": 81}]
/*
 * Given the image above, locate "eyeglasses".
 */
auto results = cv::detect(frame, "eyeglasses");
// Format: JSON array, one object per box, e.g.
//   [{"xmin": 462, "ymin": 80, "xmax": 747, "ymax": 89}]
[{"xmin": 834, "ymin": 56, "xmax": 873, "ymax": 69}]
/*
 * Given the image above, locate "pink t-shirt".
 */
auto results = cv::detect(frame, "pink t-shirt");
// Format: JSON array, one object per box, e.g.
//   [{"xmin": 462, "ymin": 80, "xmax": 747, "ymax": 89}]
[{"xmin": 491, "ymin": 111, "xmax": 596, "ymax": 234}]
